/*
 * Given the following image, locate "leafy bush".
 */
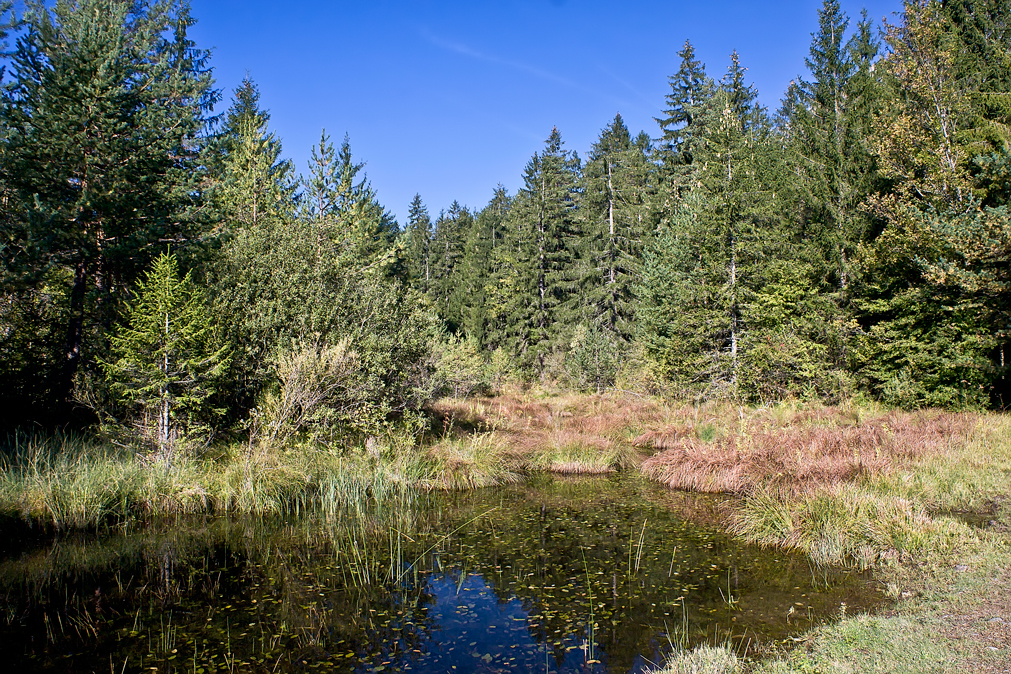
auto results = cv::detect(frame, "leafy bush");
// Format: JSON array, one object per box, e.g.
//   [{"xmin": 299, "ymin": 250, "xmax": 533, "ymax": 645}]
[{"xmin": 430, "ymin": 335, "xmax": 490, "ymax": 399}]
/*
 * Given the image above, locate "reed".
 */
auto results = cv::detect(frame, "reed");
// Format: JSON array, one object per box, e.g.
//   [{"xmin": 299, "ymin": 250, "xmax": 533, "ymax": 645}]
[
  {"xmin": 0, "ymin": 433, "xmax": 425, "ymax": 528},
  {"xmin": 527, "ymin": 438, "xmax": 639, "ymax": 474},
  {"xmin": 420, "ymin": 433, "xmax": 522, "ymax": 489}
]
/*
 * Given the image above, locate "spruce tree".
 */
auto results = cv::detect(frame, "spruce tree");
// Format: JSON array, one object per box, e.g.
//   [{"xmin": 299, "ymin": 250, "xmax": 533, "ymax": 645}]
[
  {"xmin": 460, "ymin": 186, "xmax": 511, "ymax": 346},
  {"xmin": 403, "ymin": 193, "xmax": 433, "ymax": 291},
  {"xmin": 579, "ymin": 114, "xmax": 654, "ymax": 342},
  {"xmin": 656, "ymin": 40, "xmax": 714, "ymax": 171},
  {"xmin": 786, "ymin": 0, "xmax": 882, "ymax": 291},
  {"xmin": 429, "ymin": 201, "xmax": 472, "ymax": 332},
  {"xmin": 0, "ymin": 0, "xmax": 217, "ymax": 417},
  {"xmin": 640, "ymin": 68, "xmax": 798, "ymax": 400},
  {"xmin": 499, "ymin": 127, "xmax": 581, "ymax": 372},
  {"xmin": 104, "ymin": 253, "xmax": 229, "ymax": 456}
]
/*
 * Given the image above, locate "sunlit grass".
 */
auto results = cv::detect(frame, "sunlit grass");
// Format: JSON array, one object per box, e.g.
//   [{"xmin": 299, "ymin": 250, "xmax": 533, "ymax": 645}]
[
  {"xmin": 651, "ymin": 644, "xmax": 741, "ymax": 674},
  {"xmin": 527, "ymin": 441, "xmax": 639, "ymax": 474},
  {"xmin": 420, "ymin": 432, "xmax": 522, "ymax": 489}
]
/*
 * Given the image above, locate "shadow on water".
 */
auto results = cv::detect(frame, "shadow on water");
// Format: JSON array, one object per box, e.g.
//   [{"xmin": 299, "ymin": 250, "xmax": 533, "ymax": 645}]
[{"xmin": 0, "ymin": 474, "xmax": 885, "ymax": 673}]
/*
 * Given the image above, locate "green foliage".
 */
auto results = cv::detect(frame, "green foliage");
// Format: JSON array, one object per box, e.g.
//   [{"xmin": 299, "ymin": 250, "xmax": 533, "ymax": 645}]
[
  {"xmin": 563, "ymin": 323, "xmax": 621, "ymax": 394},
  {"xmin": 429, "ymin": 201, "xmax": 472, "ymax": 332},
  {"xmin": 403, "ymin": 193, "xmax": 433, "ymax": 290},
  {"xmin": 103, "ymin": 253, "xmax": 229, "ymax": 453},
  {"xmin": 579, "ymin": 115, "xmax": 655, "ymax": 344},
  {"xmin": 0, "ymin": 0, "xmax": 217, "ymax": 416},
  {"xmin": 853, "ymin": 202, "xmax": 1004, "ymax": 408},
  {"xmin": 459, "ymin": 186, "xmax": 512, "ymax": 345},
  {"xmin": 212, "ymin": 127, "xmax": 433, "ymax": 439},
  {"xmin": 491, "ymin": 127, "xmax": 582, "ymax": 374},
  {"xmin": 783, "ymin": 0, "xmax": 884, "ymax": 291},
  {"xmin": 430, "ymin": 334, "xmax": 491, "ymax": 400}
]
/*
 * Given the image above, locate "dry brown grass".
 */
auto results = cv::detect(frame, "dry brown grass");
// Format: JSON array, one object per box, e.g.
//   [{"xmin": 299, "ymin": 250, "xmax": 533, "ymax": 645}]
[
  {"xmin": 639, "ymin": 409, "xmax": 977, "ymax": 496},
  {"xmin": 428, "ymin": 392, "xmax": 669, "ymax": 474}
]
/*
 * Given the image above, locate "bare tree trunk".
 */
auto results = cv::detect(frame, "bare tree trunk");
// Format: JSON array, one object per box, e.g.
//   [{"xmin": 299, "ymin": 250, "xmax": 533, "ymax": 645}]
[
  {"xmin": 608, "ymin": 161, "xmax": 616, "ymax": 286},
  {"xmin": 59, "ymin": 261, "xmax": 87, "ymax": 407},
  {"xmin": 159, "ymin": 311, "xmax": 171, "ymax": 462}
]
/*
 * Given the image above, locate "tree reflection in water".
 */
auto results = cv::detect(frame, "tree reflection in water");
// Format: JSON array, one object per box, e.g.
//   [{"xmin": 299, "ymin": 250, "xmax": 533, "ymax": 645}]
[{"xmin": 0, "ymin": 474, "xmax": 883, "ymax": 673}]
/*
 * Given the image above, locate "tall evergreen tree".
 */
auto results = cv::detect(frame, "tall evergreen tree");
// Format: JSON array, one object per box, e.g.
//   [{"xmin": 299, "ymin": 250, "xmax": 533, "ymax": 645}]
[
  {"xmin": 0, "ymin": 0, "xmax": 217, "ymax": 420},
  {"xmin": 640, "ymin": 73, "xmax": 818, "ymax": 400},
  {"xmin": 460, "ymin": 186, "xmax": 511, "ymax": 346},
  {"xmin": 498, "ymin": 127, "xmax": 581, "ymax": 372},
  {"xmin": 429, "ymin": 201, "xmax": 472, "ymax": 332},
  {"xmin": 104, "ymin": 253, "xmax": 229, "ymax": 456},
  {"xmin": 656, "ymin": 40, "xmax": 714, "ymax": 172},
  {"xmin": 721, "ymin": 50, "xmax": 763, "ymax": 130},
  {"xmin": 579, "ymin": 114, "xmax": 654, "ymax": 342},
  {"xmin": 403, "ymin": 193, "xmax": 433, "ymax": 290},
  {"xmin": 786, "ymin": 1, "xmax": 883, "ymax": 290},
  {"xmin": 216, "ymin": 114, "xmax": 297, "ymax": 232}
]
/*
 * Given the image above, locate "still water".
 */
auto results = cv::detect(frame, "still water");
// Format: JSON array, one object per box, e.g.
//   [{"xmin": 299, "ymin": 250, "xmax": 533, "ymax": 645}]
[{"xmin": 0, "ymin": 474, "xmax": 882, "ymax": 673}]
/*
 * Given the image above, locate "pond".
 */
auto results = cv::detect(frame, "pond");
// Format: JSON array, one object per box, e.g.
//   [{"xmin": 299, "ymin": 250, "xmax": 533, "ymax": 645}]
[{"xmin": 0, "ymin": 474, "xmax": 883, "ymax": 673}]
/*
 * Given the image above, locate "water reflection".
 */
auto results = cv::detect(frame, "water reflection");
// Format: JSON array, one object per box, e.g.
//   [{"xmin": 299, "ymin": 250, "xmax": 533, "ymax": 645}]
[{"xmin": 0, "ymin": 474, "xmax": 883, "ymax": 673}]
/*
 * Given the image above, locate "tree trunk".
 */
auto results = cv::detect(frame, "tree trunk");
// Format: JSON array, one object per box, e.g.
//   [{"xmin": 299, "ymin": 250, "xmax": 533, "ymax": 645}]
[{"xmin": 59, "ymin": 261, "xmax": 87, "ymax": 407}]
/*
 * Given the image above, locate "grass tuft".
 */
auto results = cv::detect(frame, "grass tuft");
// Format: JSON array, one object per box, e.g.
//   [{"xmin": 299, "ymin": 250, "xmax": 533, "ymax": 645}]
[{"xmin": 650, "ymin": 644, "xmax": 741, "ymax": 674}]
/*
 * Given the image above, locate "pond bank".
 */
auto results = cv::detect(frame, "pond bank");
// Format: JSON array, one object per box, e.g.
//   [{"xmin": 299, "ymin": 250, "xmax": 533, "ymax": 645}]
[{"xmin": 2, "ymin": 393, "xmax": 1009, "ymax": 672}]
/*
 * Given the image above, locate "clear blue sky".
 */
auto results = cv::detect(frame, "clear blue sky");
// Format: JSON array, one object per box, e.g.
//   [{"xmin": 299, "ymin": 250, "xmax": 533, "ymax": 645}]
[{"xmin": 188, "ymin": 0, "xmax": 902, "ymax": 225}]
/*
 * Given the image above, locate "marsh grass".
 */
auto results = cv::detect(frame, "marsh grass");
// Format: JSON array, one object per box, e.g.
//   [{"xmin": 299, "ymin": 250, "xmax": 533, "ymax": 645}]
[
  {"xmin": 725, "ymin": 413, "xmax": 1009, "ymax": 568},
  {"xmin": 634, "ymin": 407, "xmax": 1011, "ymax": 672},
  {"xmin": 651, "ymin": 644, "xmax": 741, "ymax": 674},
  {"xmin": 639, "ymin": 410, "xmax": 975, "ymax": 497},
  {"xmin": 428, "ymin": 391, "xmax": 665, "ymax": 473},
  {"xmin": 732, "ymin": 485, "xmax": 979, "ymax": 568},
  {"xmin": 527, "ymin": 438, "xmax": 640, "ymax": 474},
  {"xmin": 0, "ymin": 433, "xmax": 426, "ymax": 528},
  {"xmin": 420, "ymin": 433, "xmax": 522, "ymax": 489}
]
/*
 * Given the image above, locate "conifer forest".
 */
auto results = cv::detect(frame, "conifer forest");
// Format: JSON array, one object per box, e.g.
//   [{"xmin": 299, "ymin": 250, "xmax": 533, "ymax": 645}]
[
  {"xmin": 1, "ymin": 1, "xmax": 1011, "ymax": 672},
  {"xmin": 4, "ymin": 0, "xmax": 1010, "ymax": 440}
]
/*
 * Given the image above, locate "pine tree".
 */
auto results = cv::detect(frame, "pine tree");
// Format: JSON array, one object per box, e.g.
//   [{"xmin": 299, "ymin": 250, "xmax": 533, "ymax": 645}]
[
  {"xmin": 104, "ymin": 253, "xmax": 229, "ymax": 456},
  {"xmin": 0, "ymin": 0, "xmax": 218, "ymax": 415},
  {"xmin": 499, "ymin": 127, "xmax": 581, "ymax": 372},
  {"xmin": 403, "ymin": 193, "xmax": 433, "ymax": 290},
  {"xmin": 579, "ymin": 114, "xmax": 654, "ymax": 342},
  {"xmin": 301, "ymin": 131, "xmax": 399, "ymax": 275}
]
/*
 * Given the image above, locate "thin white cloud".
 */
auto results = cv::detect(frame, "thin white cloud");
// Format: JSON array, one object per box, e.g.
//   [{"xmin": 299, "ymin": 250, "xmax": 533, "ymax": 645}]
[
  {"xmin": 596, "ymin": 64, "xmax": 656, "ymax": 111},
  {"xmin": 420, "ymin": 28, "xmax": 630, "ymax": 109}
]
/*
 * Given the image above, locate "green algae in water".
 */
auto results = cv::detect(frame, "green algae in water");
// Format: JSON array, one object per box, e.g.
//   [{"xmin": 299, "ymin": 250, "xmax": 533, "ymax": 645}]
[{"xmin": 0, "ymin": 474, "xmax": 883, "ymax": 673}]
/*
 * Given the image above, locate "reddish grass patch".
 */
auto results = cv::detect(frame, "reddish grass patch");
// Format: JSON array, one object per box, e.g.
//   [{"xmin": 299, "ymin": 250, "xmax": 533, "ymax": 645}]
[
  {"xmin": 640, "ymin": 411, "xmax": 977, "ymax": 496},
  {"xmin": 429, "ymin": 393, "xmax": 668, "ymax": 469}
]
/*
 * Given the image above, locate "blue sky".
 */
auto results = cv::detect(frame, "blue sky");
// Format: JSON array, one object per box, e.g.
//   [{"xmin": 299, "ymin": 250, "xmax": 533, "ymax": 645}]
[{"xmin": 189, "ymin": 0, "xmax": 902, "ymax": 224}]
